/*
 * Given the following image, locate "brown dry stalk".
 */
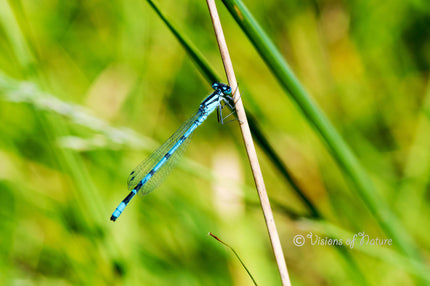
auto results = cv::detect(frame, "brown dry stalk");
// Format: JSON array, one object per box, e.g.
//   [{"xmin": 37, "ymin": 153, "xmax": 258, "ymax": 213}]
[{"xmin": 205, "ymin": 1, "xmax": 292, "ymax": 285}]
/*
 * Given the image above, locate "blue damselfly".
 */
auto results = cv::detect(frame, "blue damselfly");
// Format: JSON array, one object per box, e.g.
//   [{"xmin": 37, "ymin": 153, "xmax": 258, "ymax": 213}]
[{"xmin": 111, "ymin": 83, "xmax": 234, "ymax": 221}]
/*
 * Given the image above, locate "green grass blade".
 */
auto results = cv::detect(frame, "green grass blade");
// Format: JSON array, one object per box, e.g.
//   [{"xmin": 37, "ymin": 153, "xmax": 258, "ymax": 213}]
[
  {"xmin": 145, "ymin": 4, "xmax": 372, "ymax": 283},
  {"xmin": 145, "ymin": 0, "xmax": 318, "ymax": 217},
  {"xmin": 145, "ymin": 0, "xmax": 218, "ymax": 84},
  {"xmin": 301, "ymin": 219, "xmax": 430, "ymax": 282},
  {"xmin": 143, "ymin": 5, "xmax": 370, "ymax": 282},
  {"xmin": 221, "ymin": 0, "xmax": 421, "ymax": 261},
  {"xmin": 247, "ymin": 114, "xmax": 319, "ymax": 217}
]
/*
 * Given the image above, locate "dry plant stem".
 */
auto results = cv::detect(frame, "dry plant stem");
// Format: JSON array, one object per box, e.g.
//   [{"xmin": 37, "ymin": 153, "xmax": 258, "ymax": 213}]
[{"xmin": 206, "ymin": 1, "xmax": 291, "ymax": 285}]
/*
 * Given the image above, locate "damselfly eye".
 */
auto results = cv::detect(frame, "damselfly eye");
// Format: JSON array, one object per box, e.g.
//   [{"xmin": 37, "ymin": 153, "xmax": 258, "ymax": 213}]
[
  {"xmin": 212, "ymin": 82, "xmax": 220, "ymax": 89},
  {"xmin": 222, "ymin": 86, "xmax": 232, "ymax": 94}
]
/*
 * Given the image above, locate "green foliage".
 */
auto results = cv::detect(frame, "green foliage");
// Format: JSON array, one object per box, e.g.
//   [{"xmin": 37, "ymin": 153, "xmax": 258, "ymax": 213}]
[{"xmin": 0, "ymin": 0, "xmax": 429, "ymax": 285}]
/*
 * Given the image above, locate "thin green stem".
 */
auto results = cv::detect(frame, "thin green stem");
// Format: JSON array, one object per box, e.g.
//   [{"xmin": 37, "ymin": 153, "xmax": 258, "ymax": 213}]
[
  {"xmin": 209, "ymin": 233, "xmax": 258, "ymax": 286},
  {"xmin": 221, "ymin": 0, "xmax": 421, "ymax": 262}
]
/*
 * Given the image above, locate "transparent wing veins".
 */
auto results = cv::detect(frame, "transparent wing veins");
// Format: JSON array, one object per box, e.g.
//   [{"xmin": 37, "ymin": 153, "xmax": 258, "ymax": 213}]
[{"xmin": 127, "ymin": 111, "xmax": 199, "ymax": 195}]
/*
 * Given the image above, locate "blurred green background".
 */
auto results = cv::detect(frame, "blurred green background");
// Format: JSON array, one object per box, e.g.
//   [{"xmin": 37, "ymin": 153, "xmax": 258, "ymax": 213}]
[{"xmin": 0, "ymin": 0, "xmax": 429, "ymax": 285}]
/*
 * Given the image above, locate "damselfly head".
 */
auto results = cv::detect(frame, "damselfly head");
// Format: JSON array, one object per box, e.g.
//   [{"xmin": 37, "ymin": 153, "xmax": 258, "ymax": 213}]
[{"xmin": 212, "ymin": 82, "xmax": 232, "ymax": 95}]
